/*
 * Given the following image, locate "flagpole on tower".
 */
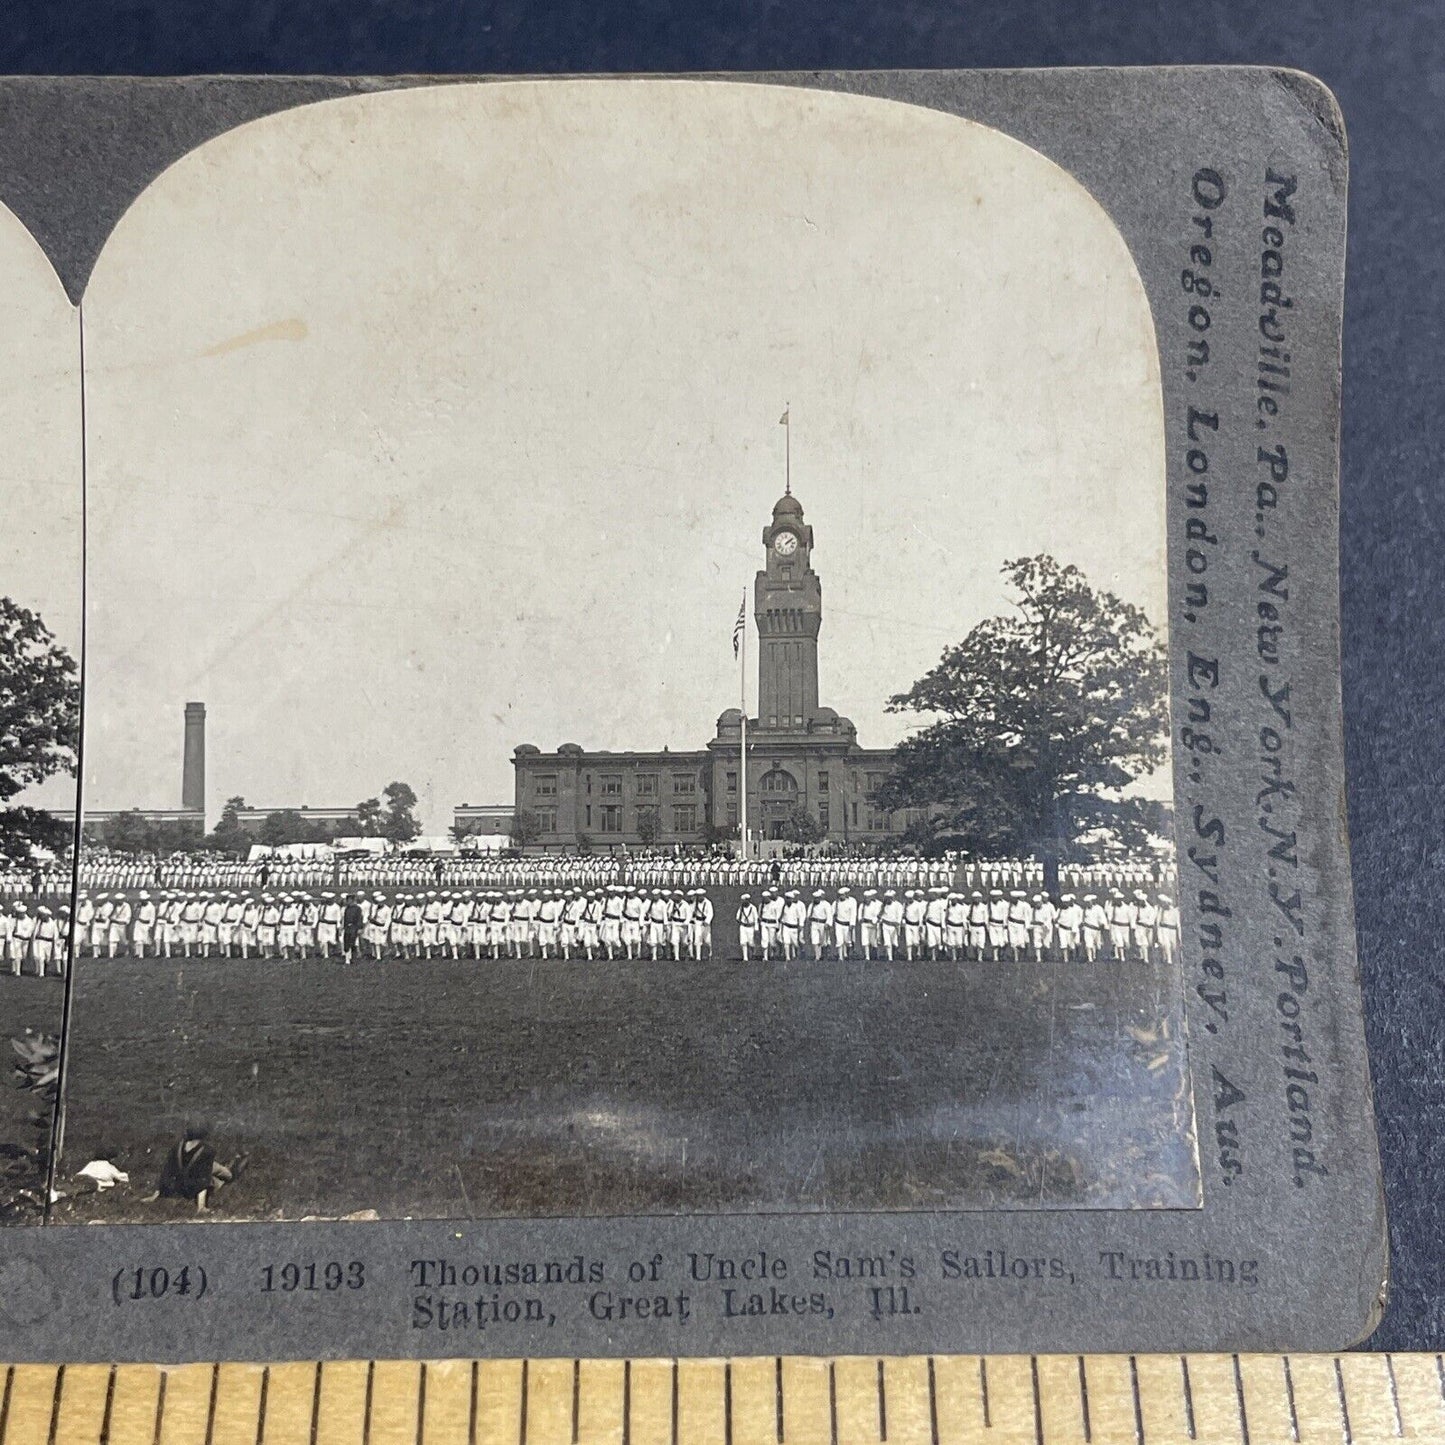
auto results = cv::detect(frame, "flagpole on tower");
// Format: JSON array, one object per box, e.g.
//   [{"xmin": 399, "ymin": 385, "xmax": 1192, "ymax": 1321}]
[
  {"xmin": 733, "ymin": 589, "xmax": 749, "ymax": 860},
  {"xmin": 780, "ymin": 403, "xmax": 791, "ymax": 495},
  {"xmin": 740, "ymin": 592, "xmax": 748, "ymax": 860}
]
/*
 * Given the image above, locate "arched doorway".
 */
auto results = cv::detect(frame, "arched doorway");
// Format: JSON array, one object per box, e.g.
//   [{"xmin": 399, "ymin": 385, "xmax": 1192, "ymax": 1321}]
[{"xmin": 759, "ymin": 767, "xmax": 799, "ymax": 840}]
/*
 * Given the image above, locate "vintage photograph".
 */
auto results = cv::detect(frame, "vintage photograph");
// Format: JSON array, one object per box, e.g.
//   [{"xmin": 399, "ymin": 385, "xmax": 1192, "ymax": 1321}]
[
  {"xmin": 0, "ymin": 200, "xmax": 82, "ymax": 1222},
  {"xmin": 5, "ymin": 79, "xmax": 1198, "ymax": 1222}
]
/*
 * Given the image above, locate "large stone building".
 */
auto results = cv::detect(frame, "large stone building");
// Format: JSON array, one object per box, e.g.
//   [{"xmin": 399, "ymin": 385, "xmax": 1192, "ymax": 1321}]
[{"xmin": 512, "ymin": 490, "xmax": 918, "ymax": 850}]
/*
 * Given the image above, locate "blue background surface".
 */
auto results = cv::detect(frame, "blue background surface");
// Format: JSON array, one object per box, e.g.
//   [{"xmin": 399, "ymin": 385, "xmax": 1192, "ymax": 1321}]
[{"xmin": 2, "ymin": 0, "xmax": 1440, "ymax": 1350}]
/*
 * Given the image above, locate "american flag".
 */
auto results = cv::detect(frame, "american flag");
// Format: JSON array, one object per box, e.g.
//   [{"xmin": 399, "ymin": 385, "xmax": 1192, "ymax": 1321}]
[{"xmin": 732, "ymin": 593, "xmax": 747, "ymax": 659}]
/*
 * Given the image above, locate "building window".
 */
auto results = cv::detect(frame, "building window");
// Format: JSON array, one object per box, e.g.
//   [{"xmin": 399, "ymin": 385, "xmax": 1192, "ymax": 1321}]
[
  {"xmin": 673, "ymin": 774, "xmax": 696, "ymax": 795},
  {"xmin": 672, "ymin": 804, "xmax": 697, "ymax": 833},
  {"xmin": 852, "ymin": 802, "xmax": 859, "ymax": 826},
  {"xmin": 819, "ymin": 804, "xmax": 829, "ymax": 830},
  {"xmin": 725, "ymin": 771, "xmax": 737, "ymax": 793},
  {"xmin": 763, "ymin": 770, "xmax": 794, "ymax": 795},
  {"xmin": 818, "ymin": 772, "xmax": 829, "ymax": 792},
  {"xmin": 534, "ymin": 774, "xmax": 558, "ymax": 797},
  {"xmin": 537, "ymin": 807, "xmax": 557, "ymax": 833},
  {"xmin": 636, "ymin": 774, "xmax": 657, "ymax": 797},
  {"xmin": 866, "ymin": 772, "xmax": 885, "ymax": 795},
  {"xmin": 768, "ymin": 715, "xmax": 778, "ymax": 728},
  {"xmin": 726, "ymin": 802, "xmax": 738, "ymax": 826},
  {"xmin": 585, "ymin": 805, "xmax": 592, "ymax": 828},
  {"xmin": 600, "ymin": 805, "xmax": 621, "ymax": 832},
  {"xmin": 601, "ymin": 775, "xmax": 622, "ymax": 796}
]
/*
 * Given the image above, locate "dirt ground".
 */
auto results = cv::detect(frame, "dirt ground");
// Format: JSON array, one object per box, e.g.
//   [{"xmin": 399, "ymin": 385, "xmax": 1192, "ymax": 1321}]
[{"xmin": 40, "ymin": 888, "xmax": 1199, "ymax": 1223}]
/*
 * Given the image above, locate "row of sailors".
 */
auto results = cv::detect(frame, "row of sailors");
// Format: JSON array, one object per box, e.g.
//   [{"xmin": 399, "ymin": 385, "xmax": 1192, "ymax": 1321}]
[
  {"xmin": 64, "ymin": 888, "xmax": 717, "ymax": 961},
  {"xmin": 737, "ymin": 888, "xmax": 1179, "ymax": 962},
  {"xmin": 0, "ymin": 902, "xmax": 69, "ymax": 975},
  {"xmin": 62, "ymin": 852, "xmax": 1173, "ymax": 896}
]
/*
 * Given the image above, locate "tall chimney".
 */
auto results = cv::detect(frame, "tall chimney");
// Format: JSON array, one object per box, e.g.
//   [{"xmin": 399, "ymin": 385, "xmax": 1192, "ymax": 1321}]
[{"xmin": 183, "ymin": 702, "xmax": 206, "ymax": 817}]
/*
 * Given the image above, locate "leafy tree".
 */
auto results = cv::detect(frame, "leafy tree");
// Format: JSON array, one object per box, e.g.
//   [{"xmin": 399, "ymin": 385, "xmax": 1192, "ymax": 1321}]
[
  {"xmin": 512, "ymin": 809, "xmax": 542, "ymax": 848},
  {"xmin": 780, "ymin": 803, "xmax": 823, "ymax": 845},
  {"xmin": 151, "ymin": 818, "xmax": 205, "ymax": 854},
  {"xmin": 99, "ymin": 809, "xmax": 157, "ymax": 854},
  {"xmin": 206, "ymin": 795, "xmax": 252, "ymax": 855},
  {"xmin": 0, "ymin": 599, "xmax": 80, "ymax": 862},
  {"xmin": 354, "ymin": 797, "xmax": 383, "ymax": 835},
  {"xmin": 381, "ymin": 781, "xmax": 421, "ymax": 843},
  {"xmin": 879, "ymin": 555, "xmax": 1168, "ymax": 892},
  {"xmin": 635, "ymin": 806, "xmax": 661, "ymax": 847},
  {"xmin": 259, "ymin": 809, "xmax": 307, "ymax": 846}
]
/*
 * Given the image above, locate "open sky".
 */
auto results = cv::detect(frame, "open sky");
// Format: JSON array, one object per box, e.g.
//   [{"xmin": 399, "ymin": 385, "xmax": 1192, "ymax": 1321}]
[{"xmin": 73, "ymin": 79, "xmax": 1167, "ymax": 833}]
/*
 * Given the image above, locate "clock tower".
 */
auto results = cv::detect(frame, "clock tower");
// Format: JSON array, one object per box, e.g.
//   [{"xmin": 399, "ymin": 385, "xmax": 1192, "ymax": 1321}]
[{"xmin": 756, "ymin": 490, "xmax": 822, "ymax": 730}]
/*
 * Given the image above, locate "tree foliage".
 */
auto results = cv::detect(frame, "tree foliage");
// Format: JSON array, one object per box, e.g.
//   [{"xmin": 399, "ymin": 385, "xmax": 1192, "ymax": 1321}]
[
  {"xmin": 206, "ymin": 796, "xmax": 251, "ymax": 854},
  {"xmin": 381, "ymin": 781, "xmax": 421, "ymax": 842},
  {"xmin": 0, "ymin": 598, "xmax": 80, "ymax": 862},
  {"xmin": 779, "ymin": 802, "xmax": 823, "ymax": 845},
  {"xmin": 635, "ymin": 806, "xmax": 661, "ymax": 847},
  {"xmin": 878, "ymin": 556, "xmax": 1169, "ymax": 871}
]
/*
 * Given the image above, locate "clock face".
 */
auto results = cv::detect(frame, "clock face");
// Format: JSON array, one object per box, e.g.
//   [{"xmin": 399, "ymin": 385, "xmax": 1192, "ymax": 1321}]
[{"xmin": 773, "ymin": 531, "xmax": 798, "ymax": 558}]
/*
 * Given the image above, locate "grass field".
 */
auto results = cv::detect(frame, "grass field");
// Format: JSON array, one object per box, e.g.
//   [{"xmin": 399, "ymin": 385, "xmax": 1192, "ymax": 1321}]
[
  {"xmin": 29, "ymin": 884, "xmax": 1199, "ymax": 1223},
  {"xmin": 0, "ymin": 979, "xmax": 64, "ymax": 1221}
]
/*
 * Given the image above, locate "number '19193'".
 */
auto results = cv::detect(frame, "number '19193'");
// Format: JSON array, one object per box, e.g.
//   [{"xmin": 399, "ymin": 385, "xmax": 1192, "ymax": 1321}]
[{"xmin": 261, "ymin": 1261, "xmax": 365, "ymax": 1292}]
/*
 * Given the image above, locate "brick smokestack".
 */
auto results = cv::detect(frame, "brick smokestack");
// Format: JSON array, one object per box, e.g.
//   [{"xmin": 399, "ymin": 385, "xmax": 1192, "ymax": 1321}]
[{"xmin": 183, "ymin": 702, "xmax": 206, "ymax": 817}]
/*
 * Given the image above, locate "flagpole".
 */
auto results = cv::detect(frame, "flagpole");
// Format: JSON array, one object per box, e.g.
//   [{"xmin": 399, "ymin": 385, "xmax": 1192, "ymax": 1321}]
[
  {"xmin": 739, "ymin": 591, "xmax": 748, "ymax": 861},
  {"xmin": 784, "ymin": 401, "xmax": 791, "ymax": 495}
]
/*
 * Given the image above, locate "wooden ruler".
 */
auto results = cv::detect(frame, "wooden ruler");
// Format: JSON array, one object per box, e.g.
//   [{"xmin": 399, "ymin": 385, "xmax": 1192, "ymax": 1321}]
[{"xmin": 0, "ymin": 1353, "xmax": 1438, "ymax": 1443}]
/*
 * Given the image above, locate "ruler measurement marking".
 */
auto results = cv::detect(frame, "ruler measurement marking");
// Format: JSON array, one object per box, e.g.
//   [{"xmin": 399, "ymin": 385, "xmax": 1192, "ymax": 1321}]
[
  {"xmin": 622, "ymin": 1360, "xmax": 631, "ymax": 1445},
  {"xmin": 309, "ymin": 1362, "xmax": 323, "ymax": 1445},
  {"xmin": 253, "ymin": 1367, "xmax": 268, "ymax": 1445},
  {"xmin": 1231, "ymin": 1355, "xmax": 1250, "ymax": 1445},
  {"xmin": 828, "ymin": 1361, "xmax": 838, "ymax": 1445},
  {"xmin": 1384, "ymin": 1354, "xmax": 1403, "ymax": 1437},
  {"xmin": 877, "ymin": 1358, "xmax": 888, "ymax": 1442},
  {"xmin": 205, "ymin": 1363, "xmax": 221, "ymax": 1445},
  {"xmin": 1282, "ymin": 1356, "xmax": 1299, "ymax": 1443},
  {"xmin": 1076, "ymin": 1356, "xmax": 1092, "ymax": 1443},
  {"xmin": 1178, "ymin": 1356, "xmax": 1196, "ymax": 1441},
  {"xmin": 1335, "ymin": 1356, "xmax": 1354, "ymax": 1445},
  {"xmin": 1027, "ymin": 1357, "xmax": 1042, "ymax": 1445},
  {"xmin": 571, "ymin": 1360, "xmax": 580, "ymax": 1445},
  {"xmin": 415, "ymin": 1363, "xmax": 427, "ymax": 1445},
  {"xmin": 670, "ymin": 1359, "xmax": 678, "ymax": 1445},
  {"xmin": 43, "ymin": 1363, "xmax": 63, "ymax": 1445},
  {"xmin": 979, "ymin": 1358, "xmax": 991, "ymax": 1429},
  {"xmin": 363, "ymin": 1361, "xmax": 375, "ymax": 1445},
  {"xmin": 774, "ymin": 1358, "xmax": 784, "ymax": 1445},
  {"xmin": 100, "ymin": 1364, "xmax": 118, "ymax": 1445},
  {"xmin": 0, "ymin": 1364, "xmax": 12, "ymax": 1445},
  {"xmin": 151, "ymin": 1371, "xmax": 167, "ymax": 1445},
  {"xmin": 519, "ymin": 1360, "xmax": 529, "ymax": 1445},
  {"xmin": 724, "ymin": 1361, "xmax": 733, "ymax": 1445},
  {"xmin": 926, "ymin": 1358, "xmax": 939, "ymax": 1445},
  {"xmin": 1128, "ymin": 1356, "xmax": 1145, "ymax": 1445}
]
